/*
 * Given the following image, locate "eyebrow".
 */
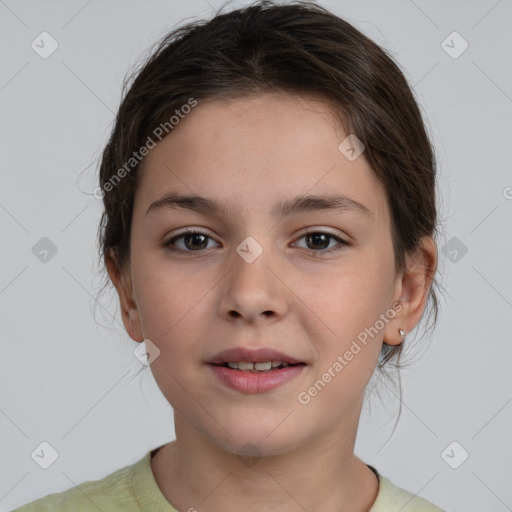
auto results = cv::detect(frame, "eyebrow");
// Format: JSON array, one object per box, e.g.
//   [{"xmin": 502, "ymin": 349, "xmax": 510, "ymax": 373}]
[{"xmin": 145, "ymin": 191, "xmax": 372, "ymax": 219}]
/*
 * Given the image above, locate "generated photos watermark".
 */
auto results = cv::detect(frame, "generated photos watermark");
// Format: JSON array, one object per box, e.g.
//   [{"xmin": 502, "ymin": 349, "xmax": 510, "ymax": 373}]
[
  {"xmin": 297, "ymin": 301, "xmax": 403, "ymax": 405},
  {"xmin": 93, "ymin": 97, "xmax": 198, "ymax": 199}
]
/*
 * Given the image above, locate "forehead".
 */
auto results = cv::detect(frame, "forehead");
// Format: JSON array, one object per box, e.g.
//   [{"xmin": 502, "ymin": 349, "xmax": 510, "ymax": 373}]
[{"xmin": 134, "ymin": 92, "xmax": 389, "ymax": 223}]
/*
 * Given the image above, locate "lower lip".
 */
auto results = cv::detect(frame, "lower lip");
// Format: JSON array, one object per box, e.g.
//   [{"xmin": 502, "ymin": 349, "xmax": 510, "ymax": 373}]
[{"xmin": 207, "ymin": 364, "xmax": 306, "ymax": 393}]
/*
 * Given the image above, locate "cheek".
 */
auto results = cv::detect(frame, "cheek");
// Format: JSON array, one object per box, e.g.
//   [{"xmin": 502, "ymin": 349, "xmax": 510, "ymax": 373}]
[
  {"xmin": 131, "ymin": 262, "xmax": 211, "ymax": 403},
  {"xmin": 132, "ymin": 258, "xmax": 209, "ymax": 343},
  {"xmin": 299, "ymin": 262, "xmax": 386, "ymax": 330},
  {"xmin": 298, "ymin": 261, "xmax": 389, "ymax": 377}
]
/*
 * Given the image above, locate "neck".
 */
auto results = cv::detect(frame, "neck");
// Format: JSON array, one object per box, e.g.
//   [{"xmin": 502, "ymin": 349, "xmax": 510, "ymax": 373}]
[{"xmin": 151, "ymin": 414, "xmax": 379, "ymax": 512}]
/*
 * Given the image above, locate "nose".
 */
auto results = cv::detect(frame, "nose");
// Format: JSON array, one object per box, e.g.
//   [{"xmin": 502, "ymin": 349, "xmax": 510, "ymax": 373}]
[{"xmin": 219, "ymin": 239, "xmax": 289, "ymax": 324}]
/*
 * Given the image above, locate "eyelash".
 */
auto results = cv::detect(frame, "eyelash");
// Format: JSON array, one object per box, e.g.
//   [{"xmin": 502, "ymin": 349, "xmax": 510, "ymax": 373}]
[{"xmin": 163, "ymin": 228, "xmax": 349, "ymax": 256}]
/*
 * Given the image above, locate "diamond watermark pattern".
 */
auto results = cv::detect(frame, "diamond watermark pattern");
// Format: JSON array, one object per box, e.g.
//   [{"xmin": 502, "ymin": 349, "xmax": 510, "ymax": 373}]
[
  {"xmin": 31, "ymin": 441, "xmax": 59, "ymax": 469},
  {"xmin": 32, "ymin": 237, "xmax": 58, "ymax": 263},
  {"xmin": 441, "ymin": 441, "xmax": 469, "ymax": 469},
  {"xmin": 31, "ymin": 31, "xmax": 59, "ymax": 59},
  {"xmin": 338, "ymin": 134, "xmax": 365, "ymax": 161},
  {"xmin": 236, "ymin": 442, "xmax": 262, "ymax": 468},
  {"xmin": 443, "ymin": 236, "xmax": 468, "ymax": 263},
  {"xmin": 236, "ymin": 236, "xmax": 263, "ymax": 263},
  {"xmin": 441, "ymin": 31, "xmax": 468, "ymax": 59},
  {"xmin": 134, "ymin": 338, "xmax": 161, "ymax": 366}
]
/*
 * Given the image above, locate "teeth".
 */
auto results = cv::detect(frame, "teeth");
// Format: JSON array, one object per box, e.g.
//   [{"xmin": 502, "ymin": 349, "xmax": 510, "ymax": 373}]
[
  {"xmin": 224, "ymin": 360, "xmax": 291, "ymax": 371},
  {"xmin": 254, "ymin": 361, "xmax": 272, "ymax": 370}
]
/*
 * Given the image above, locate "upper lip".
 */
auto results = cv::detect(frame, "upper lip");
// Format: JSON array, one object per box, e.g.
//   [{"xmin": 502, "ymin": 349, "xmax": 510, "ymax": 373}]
[{"xmin": 207, "ymin": 347, "xmax": 304, "ymax": 365}]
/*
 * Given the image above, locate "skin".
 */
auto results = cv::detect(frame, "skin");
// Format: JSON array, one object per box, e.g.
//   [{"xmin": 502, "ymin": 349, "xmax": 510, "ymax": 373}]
[{"xmin": 107, "ymin": 92, "xmax": 437, "ymax": 512}]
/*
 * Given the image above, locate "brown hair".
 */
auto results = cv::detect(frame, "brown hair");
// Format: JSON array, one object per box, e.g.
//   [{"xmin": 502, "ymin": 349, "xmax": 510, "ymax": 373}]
[{"xmin": 95, "ymin": 0, "xmax": 444, "ymax": 407}]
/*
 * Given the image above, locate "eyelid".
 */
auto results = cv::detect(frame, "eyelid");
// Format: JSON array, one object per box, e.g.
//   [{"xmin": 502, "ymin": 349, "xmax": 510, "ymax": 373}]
[
  {"xmin": 298, "ymin": 226, "xmax": 350, "ymax": 243},
  {"xmin": 293, "ymin": 227, "xmax": 349, "ymax": 252},
  {"xmin": 163, "ymin": 226, "xmax": 350, "ymax": 255},
  {"xmin": 165, "ymin": 226, "xmax": 346, "ymax": 242},
  {"xmin": 300, "ymin": 226, "xmax": 346, "ymax": 237},
  {"xmin": 165, "ymin": 227, "xmax": 218, "ymax": 244}
]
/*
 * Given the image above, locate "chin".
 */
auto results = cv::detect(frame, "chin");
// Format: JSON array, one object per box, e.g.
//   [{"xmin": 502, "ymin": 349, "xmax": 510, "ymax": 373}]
[{"xmin": 206, "ymin": 419, "xmax": 307, "ymax": 459}]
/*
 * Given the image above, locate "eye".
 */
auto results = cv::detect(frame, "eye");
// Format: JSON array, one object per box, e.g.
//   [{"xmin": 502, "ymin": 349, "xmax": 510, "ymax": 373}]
[
  {"xmin": 293, "ymin": 229, "xmax": 348, "ymax": 254},
  {"xmin": 163, "ymin": 228, "xmax": 219, "ymax": 252},
  {"xmin": 163, "ymin": 228, "xmax": 349, "ymax": 255}
]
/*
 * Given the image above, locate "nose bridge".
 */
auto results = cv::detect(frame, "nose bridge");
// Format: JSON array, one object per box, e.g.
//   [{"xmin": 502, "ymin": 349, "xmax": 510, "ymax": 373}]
[
  {"xmin": 222, "ymin": 233, "xmax": 286, "ymax": 321},
  {"xmin": 232, "ymin": 234, "xmax": 275, "ymax": 291}
]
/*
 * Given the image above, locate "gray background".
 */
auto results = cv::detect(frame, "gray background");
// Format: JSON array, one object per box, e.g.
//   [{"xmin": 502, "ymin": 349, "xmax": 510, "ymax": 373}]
[{"xmin": 1, "ymin": 0, "xmax": 511, "ymax": 510}]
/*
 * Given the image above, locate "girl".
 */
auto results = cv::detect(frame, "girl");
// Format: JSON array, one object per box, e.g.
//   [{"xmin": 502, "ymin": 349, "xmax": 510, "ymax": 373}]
[{"xmin": 14, "ymin": 1, "xmax": 446, "ymax": 510}]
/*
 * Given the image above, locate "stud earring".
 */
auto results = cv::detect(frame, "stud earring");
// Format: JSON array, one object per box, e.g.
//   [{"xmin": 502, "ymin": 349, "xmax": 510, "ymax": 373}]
[{"xmin": 398, "ymin": 328, "xmax": 405, "ymax": 341}]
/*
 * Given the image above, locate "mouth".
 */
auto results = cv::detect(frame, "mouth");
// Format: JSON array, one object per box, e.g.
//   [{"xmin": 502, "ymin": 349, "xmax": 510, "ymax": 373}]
[
  {"xmin": 207, "ymin": 347, "xmax": 306, "ymax": 367},
  {"xmin": 210, "ymin": 361, "xmax": 306, "ymax": 372},
  {"xmin": 206, "ymin": 347, "xmax": 308, "ymax": 393}
]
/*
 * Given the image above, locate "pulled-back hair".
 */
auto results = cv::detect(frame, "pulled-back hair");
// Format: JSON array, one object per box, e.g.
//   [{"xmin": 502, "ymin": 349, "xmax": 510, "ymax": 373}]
[{"xmin": 96, "ymin": 0, "xmax": 443, "ymax": 407}]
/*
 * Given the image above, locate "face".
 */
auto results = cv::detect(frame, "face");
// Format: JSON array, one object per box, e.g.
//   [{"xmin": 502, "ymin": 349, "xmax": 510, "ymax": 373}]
[{"xmin": 112, "ymin": 92, "xmax": 412, "ymax": 457}]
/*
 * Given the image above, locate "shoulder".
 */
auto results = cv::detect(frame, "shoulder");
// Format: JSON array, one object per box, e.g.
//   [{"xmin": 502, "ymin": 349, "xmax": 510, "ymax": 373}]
[
  {"xmin": 369, "ymin": 466, "xmax": 447, "ymax": 512},
  {"xmin": 11, "ymin": 453, "xmax": 148, "ymax": 512}
]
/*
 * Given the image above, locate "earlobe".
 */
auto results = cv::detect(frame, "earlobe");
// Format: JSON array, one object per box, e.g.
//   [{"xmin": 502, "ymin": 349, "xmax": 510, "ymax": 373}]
[
  {"xmin": 383, "ymin": 312, "xmax": 407, "ymax": 347},
  {"xmin": 384, "ymin": 236, "xmax": 437, "ymax": 346},
  {"xmin": 388, "ymin": 327, "xmax": 406, "ymax": 346}
]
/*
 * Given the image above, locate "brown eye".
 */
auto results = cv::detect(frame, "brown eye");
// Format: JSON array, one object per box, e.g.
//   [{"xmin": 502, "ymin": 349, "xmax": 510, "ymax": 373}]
[
  {"xmin": 306, "ymin": 232, "xmax": 330, "ymax": 250},
  {"xmin": 164, "ymin": 230, "xmax": 218, "ymax": 252},
  {"xmin": 294, "ymin": 230, "xmax": 348, "ymax": 254}
]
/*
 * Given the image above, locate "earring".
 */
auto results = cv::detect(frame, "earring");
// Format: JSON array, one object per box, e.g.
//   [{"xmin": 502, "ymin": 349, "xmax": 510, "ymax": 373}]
[{"xmin": 398, "ymin": 328, "xmax": 405, "ymax": 341}]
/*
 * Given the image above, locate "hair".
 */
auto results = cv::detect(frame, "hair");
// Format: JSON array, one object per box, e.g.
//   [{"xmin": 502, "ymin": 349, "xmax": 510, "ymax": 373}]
[{"xmin": 94, "ymin": 0, "xmax": 445, "ymax": 424}]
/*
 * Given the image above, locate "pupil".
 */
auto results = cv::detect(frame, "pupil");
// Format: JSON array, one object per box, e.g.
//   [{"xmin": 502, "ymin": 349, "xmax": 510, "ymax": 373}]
[
  {"xmin": 307, "ymin": 233, "xmax": 328, "ymax": 250},
  {"xmin": 185, "ymin": 234, "xmax": 208, "ymax": 250}
]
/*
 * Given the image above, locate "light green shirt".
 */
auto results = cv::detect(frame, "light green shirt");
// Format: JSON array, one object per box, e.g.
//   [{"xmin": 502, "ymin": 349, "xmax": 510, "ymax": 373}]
[{"xmin": 12, "ymin": 447, "xmax": 446, "ymax": 511}]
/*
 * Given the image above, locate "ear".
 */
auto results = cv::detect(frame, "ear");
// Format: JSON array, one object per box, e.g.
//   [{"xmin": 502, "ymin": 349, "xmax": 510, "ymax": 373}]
[
  {"xmin": 384, "ymin": 236, "xmax": 438, "ymax": 346},
  {"xmin": 105, "ymin": 249, "xmax": 144, "ymax": 342}
]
